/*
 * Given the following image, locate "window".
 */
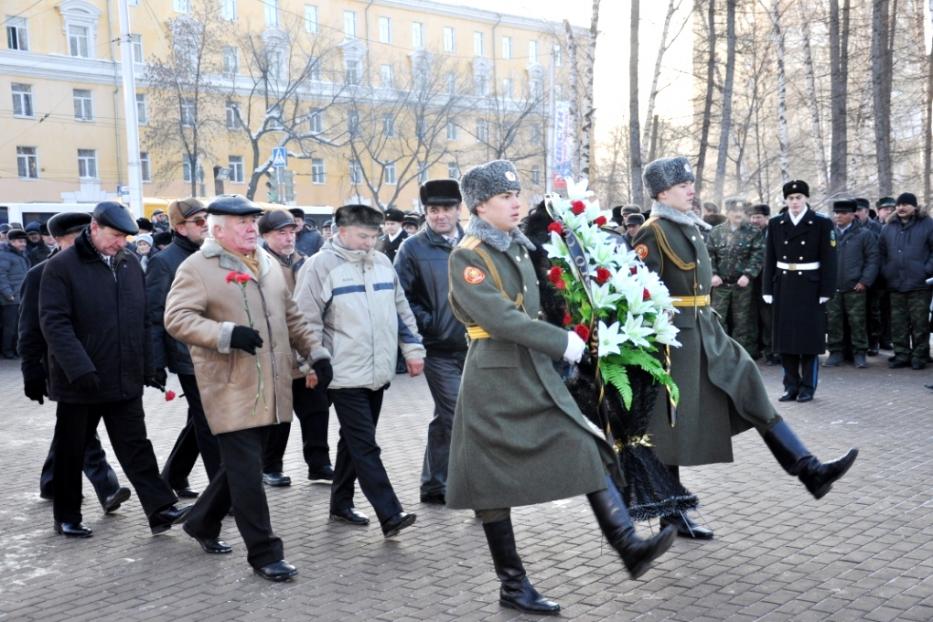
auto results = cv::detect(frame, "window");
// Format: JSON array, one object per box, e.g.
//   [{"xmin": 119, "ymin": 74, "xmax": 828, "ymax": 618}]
[
  {"xmin": 473, "ymin": 31, "xmax": 484, "ymax": 57},
  {"xmin": 16, "ymin": 146, "xmax": 38, "ymax": 179},
  {"xmin": 447, "ymin": 161, "xmax": 459, "ymax": 180},
  {"xmin": 225, "ymin": 101, "xmax": 238, "ymax": 129},
  {"xmin": 263, "ymin": 0, "xmax": 278, "ymax": 27},
  {"xmin": 475, "ymin": 74, "xmax": 488, "ymax": 97},
  {"xmin": 378, "ymin": 17, "xmax": 391, "ymax": 44},
  {"xmin": 345, "ymin": 59, "xmax": 360, "ymax": 85},
  {"xmin": 140, "ymin": 152, "xmax": 151, "ymax": 182},
  {"xmin": 530, "ymin": 77, "xmax": 542, "ymax": 99},
  {"xmin": 380, "ymin": 64, "xmax": 393, "ymax": 88},
  {"xmin": 228, "ymin": 155, "xmax": 243, "ymax": 182},
  {"xmin": 501, "ymin": 36, "xmax": 511, "ymax": 59},
  {"xmin": 343, "ymin": 11, "xmax": 356, "ymax": 38},
  {"xmin": 6, "ymin": 16, "xmax": 29, "ymax": 51},
  {"xmin": 221, "ymin": 0, "xmax": 236, "ymax": 21},
  {"xmin": 446, "ymin": 72, "xmax": 456, "ymax": 95},
  {"xmin": 136, "ymin": 93, "xmax": 148, "ymax": 124},
  {"xmin": 77, "ymin": 149, "xmax": 97, "ymax": 179},
  {"xmin": 181, "ymin": 99, "xmax": 194, "ymax": 127},
  {"xmin": 11, "ymin": 83, "xmax": 33, "ymax": 118},
  {"xmin": 304, "ymin": 5, "xmax": 317, "ymax": 33},
  {"xmin": 268, "ymin": 48, "xmax": 284, "ymax": 80},
  {"xmin": 348, "ymin": 110, "xmax": 359, "ymax": 136},
  {"xmin": 308, "ymin": 108, "xmax": 322, "ymax": 133},
  {"xmin": 349, "ymin": 159, "xmax": 362, "ymax": 184},
  {"xmin": 501, "ymin": 78, "xmax": 513, "ymax": 99},
  {"xmin": 382, "ymin": 113, "xmax": 395, "ymax": 137},
  {"xmin": 384, "ymin": 162, "xmax": 396, "ymax": 185},
  {"xmin": 443, "ymin": 27, "xmax": 455, "ymax": 52},
  {"xmin": 475, "ymin": 118, "xmax": 488, "ymax": 142},
  {"xmin": 531, "ymin": 166, "xmax": 541, "ymax": 185},
  {"xmin": 446, "ymin": 120, "xmax": 457, "ymax": 140},
  {"xmin": 311, "ymin": 158, "xmax": 325, "ymax": 184},
  {"xmin": 130, "ymin": 34, "xmax": 143, "ymax": 63},
  {"xmin": 73, "ymin": 89, "xmax": 93, "ymax": 121},
  {"xmin": 553, "ymin": 44, "xmax": 562, "ymax": 66},
  {"xmin": 173, "ymin": 0, "xmax": 190, "ymax": 12},
  {"xmin": 223, "ymin": 46, "xmax": 238, "ymax": 74},
  {"xmin": 68, "ymin": 24, "xmax": 89, "ymax": 58},
  {"xmin": 266, "ymin": 104, "xmax": 282, "ymax": 129},
  {"xmin": 182, "ymin": 157, "xmax": 196, "ymax": 182},
  {"xmin": 411, "ymin": 22, "xmax": 423, "ymax": 49},
  {"xmin": 528, "ymin": 40, "xmax": 538, "ymax": 64}
]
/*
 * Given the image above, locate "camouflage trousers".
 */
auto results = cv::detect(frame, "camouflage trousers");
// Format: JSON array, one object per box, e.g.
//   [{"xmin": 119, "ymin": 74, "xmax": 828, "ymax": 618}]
[
  {"xmin": 889, "ymin": 289, "xmax": 933, "ymax": 363},
  {"xmin": 826, "ymin": 290, "xmax": 868, "ymax": 353},
  {"xmin": 711, "ymin": 283, "xmax": 758, "ymax": 357}
]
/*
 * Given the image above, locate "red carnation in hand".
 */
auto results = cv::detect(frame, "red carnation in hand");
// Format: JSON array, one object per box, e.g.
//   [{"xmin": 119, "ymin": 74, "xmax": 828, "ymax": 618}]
[
  {"xmin": 574, "ymin": 323, "xmax": 590, "ymax": 342},
  {"xmin": 571, "ymin": 200, "xmax": 586, "ymax": 215},
  {"xmin": 593, "ymin": 215, "xmax": 607, "ymax": 227},
  {"xmin": 562, "ymin": 310, "xmax": 573, "ymax": 326},
  {"xmin": 643, "ymin": 288, "xmax": 652, "ymax": 301},
  {"xmin": 225, "ymin": 271, "xmax": 237, "ymax": 283},
  {"xmin": 595, "ymin": 267, "xmax": 611, "ymax": 285},
  {"xmin": 235, "ymin": 273, "xmax": 250, "ymax": 284},
  {"xmin": 547, "ymin": 221, "xmax": 564, "ymax": 235},
  {"xmin": 165, "ymin": 390, "xmax": 176, "ymax": 402}
]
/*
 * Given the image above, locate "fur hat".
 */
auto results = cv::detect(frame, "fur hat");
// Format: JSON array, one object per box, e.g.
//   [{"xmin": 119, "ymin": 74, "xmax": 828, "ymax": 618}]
[
  {"xmin": 643, "ymin": 156, "xmax": 695, "ymax": 199},
  {"xmin": 748, "ymin": 203, "xmax": 771, "ymax": 216},
  {"xmin": 460, "ymin": 160, "xmax": 521, "ymax": 211},
  {"xmin": 384, "ymin": 208, "xmax": 406, "ymax": 223},
  {"xmin": 832, "ymin": 199, "xmax": 857, "ymax": 213},
  {"xmin": 624, "ymin": 213, "xmax": 645, "ymax": 227},
  {"xmin": 896, "ymin": 192, "xmax": 918, "ymax": 208},
  {"xmin": 334, "ymin": 204, "xmax": 384, "ymax": 228},
  {"xmin": 783, "ymin": 180, "xmax": 809, "ymax": 198},
  {"xmin": 7, "ymin": 229, "xmax": 28, "ymax": 241},
  {"xmin": 420, "ymin": 179, "xmax": 462, "ymax": 207},
  {"xmin": 48, "ymin": 212, "xmax": 91, "ymax": 237}
]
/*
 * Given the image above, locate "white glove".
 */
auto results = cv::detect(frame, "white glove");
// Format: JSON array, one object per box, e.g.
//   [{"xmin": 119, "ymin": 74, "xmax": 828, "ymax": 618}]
[
  {"xmin": 563, "ymin": 331, "xmax": 586, "ymax": 364},
  {"xmin": 762, "ymin": 295, "xmax": 773, "ymax": 304},
  {"xmin": 819, "ymin": 296, "xmax": 829, "ymax": 304}
]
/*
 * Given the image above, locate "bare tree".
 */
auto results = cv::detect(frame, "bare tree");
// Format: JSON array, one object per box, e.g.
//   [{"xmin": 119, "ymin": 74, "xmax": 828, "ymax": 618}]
[
  {"xmin": 593, "ymin": 124, "xmax": 630, "ymax": 207},
  {"xmin": 799, "ymin": 10, "xmax": 831, "ymax": 191},
  {"xmin": 563, "ymin": 20, "xmax": 579, "ymax": 180},
  {"xmin": 926, "ymin": 0, "xmax": 933, "ymax": 205},
  {"xmin": 767, "ymin": 0, "xmax": 789, "ymax": 182},
  {"xmin": 829, "ymin": 0, "xmax": 851, "ymax": 196},
  {"xmin": 579, "ymin": 0, "xmax": 601, "ymax": 179},
  {"xmin": 695, "ymin": 0, "xmax": 717, "ymax": 196},
  {"xmin": 871, "ymin": 0, "xmax": 894, "ymax": 195},
  {"xmin": 712, "ymin": 0, "xmax": 737, "ymax": 203},
  {"xmin": 628, "ymin": 0, "xmax": 644, "ymax": 206},
  {"xmin": 642, "ymin": 0, "xmax": 691, "ymax": 154}
]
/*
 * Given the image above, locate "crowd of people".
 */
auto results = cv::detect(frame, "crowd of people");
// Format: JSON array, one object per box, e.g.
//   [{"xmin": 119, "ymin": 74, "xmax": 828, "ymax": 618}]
[{"xmin": 7, "ymin": 155, "xmax": 924, "ymax": 613}]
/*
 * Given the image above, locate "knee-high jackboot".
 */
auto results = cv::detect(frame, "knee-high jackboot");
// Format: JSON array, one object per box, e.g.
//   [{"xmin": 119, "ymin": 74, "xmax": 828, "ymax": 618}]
[
  {"xmin": 587, "ymin": 476, "xmax": 677, "ymax": 579},
  {"xmin": 760, "ymin": 420, "xmax": 858, "ymax": 499},
  {"xmin": 482, "ymin": 518, "xmax": 560, "ymax": 615}
]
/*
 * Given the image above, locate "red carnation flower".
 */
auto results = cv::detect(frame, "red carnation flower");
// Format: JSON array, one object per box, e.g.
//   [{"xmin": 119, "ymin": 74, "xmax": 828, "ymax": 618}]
[
  {"xmin": 562, "ymin": 310, "xmax": 573, "ymax": 326},
  {"xmin": 574, "ymin": 323, "xmax": 590, "ymax": 342},
  {"xmin": 593, "ymin": 215, "xmax": 607, "ymax": 227},
  {"xmin": 165, "ymin": 390, "xmax": 176, "ymax": 402},
  {"xmin": 595, "ymin": 267, "xmax": 611, "ymax": 285},
  {"xmin": 571, "ymin": 200, "xmax": 586, "ymax": 215},
  {"xmin": 235, "ymin": 273, "xmax": 250, "ymax": 284},
  {"xmin": 547, "ymin": 266, "xmax": 563, "ymax": 285},
  {"xmin": 547, "ymin": 221, "xmax": 564, "ymax": 235},
  {"xmin": 225, "ymin": 271, "xmax": 237, "ymax": 283},
  {"xmin": 643, "ymin": 288, "xmax": 651, "ymax": 301}
]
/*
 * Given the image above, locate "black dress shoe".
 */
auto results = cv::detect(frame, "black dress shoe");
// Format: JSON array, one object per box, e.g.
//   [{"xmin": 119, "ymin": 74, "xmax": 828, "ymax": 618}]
[
  {"xmin": 174, "ymin": 486, "xmax": 200, "ymax": 499},
  {"xmin": 911, "ymin": 360, "xmax": 927, "ymax": 370},
  {"xmin": 381, "ymin": 512, "xmax": 417, "ymax": 537},
  {"xmin": 420, "ymin": 492, "xmax": 446, "ymax": 505},
  {"xmin": 796, "ymin": 392, "xmax": 814, "ymax": 403},
  {"xmin": 867, "ymin": 346, "xmax": 879, "ymax": 356},
  {"xmin": 183, "ymin": 524, "xmax": 232, "ymax": 554},
  {"xmin": 102, "ymin": 487, "xmax": 131, "ymax": 514},
  {"xmin": 924, "ymin": 384, "xmax": 933, "ymax": 390},
  {"xmin": 329, "ymin": 507, "xmax": 370, "ymax": 526},
  {"xmin": 307, "ymin": 465, "xmax": 334, "ymax": 484},
  {"xmin": 150, "ymin": 504, "xmax": 192, "ymax": 535},
  {"xmin": 659, "ymin": 512, "xmax": 714, "ymax": 540},
  {"xmin": 262, "ymin": 472, "xmax": 292, "ymax": 487},
  {"xmin": 254, "ymin": 560, "xmax": 298, "ymax": 582},
  {"xmin": 889, "ymin": 359, "xmax": 910, "ymax": 369},
  {"xmin": 778, "ymin": 391, "xmax": 798, "ymax": 402},
  {"xmin": 55, "ymin": 521, "xmax": 93, "ymax": 538}
]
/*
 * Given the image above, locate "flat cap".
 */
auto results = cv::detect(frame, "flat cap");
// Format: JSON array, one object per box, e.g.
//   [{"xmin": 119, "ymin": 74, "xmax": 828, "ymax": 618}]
[
  {"xmin": 25, "ymin": 221, "xmax": 41, "ymax": 233},
  {"xmin": 334, "ymin": 204, "xmax": 384, "ymax": 228},
  {"xmin": 783, "ymin": 180, "xmax": 810, "ymax": 198},
  {"xmin": 625, "ymin": 213, "xmax": 646, "ymax": 226},
  {"xmin": 7, "ymin": 229, "xmax": 28, "ymax": 241},
  {"xmin": 207, "ymin": 194, "xmax": 262, "ymax": 217},
  {"xmin": 403, "ymin": 212, "xmax": 421, "ymax": 226},
  {"xmin": 832, "ymin": 199, "xmax": 857, "ymax": 213},
  {"xmin": 258, "ymin": 210, "xmax": 299, "ymax": 234},
  {"xmin": 93, "ymin": 201, "xmax": 139, "ymax": 235},
  {"xmin": 169, "ymin": 198, "xmax": 207, "ymax": 227},
  {"xmin": 748, "ymin": 203, "xmax": 771, "ymax": 216},
  {"xmin": 896, "ymin": 192, "xmax": 918, "ymax": 207},
  {"xmin": 854, "ymin": 197, "xmax": 870, "ymax": 211},
  {"xmin": 47, "ymin": 212, "xmax": 91, "ymax": 237},
  {"xmin": 288, "ymin": 207, "xmax": 305, "ymax": 219},
  {"xmin": 643, "ymin": 156, "xmax": 695, "ymax": 198},
  {"xmin": 876, "ymin": 196, "xmax": 896, "ymax": 208},
  {"xmin": 420, "ymin": 179, "xmax": 462, "ymax": 207},
  {"xmin": 460, "ymin": 160, "xmax": 522, "ymax": 211},
  {"xmin": 384, "ymin": 208, "xmax": 405, "ymax": 223}
]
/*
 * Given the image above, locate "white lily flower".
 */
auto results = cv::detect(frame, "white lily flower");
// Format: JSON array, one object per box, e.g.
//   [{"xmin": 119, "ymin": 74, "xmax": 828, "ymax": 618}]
[
  {"xmin": 619, "ymin": 314, "xmax": 654, "ymax": 349},
  {"xmin": 543, "ymin": 234, "xmax": 571, "ymax": 262},
  {"xmin": 588, "ymin": 241, "xmax": 619, "ymax": 269},
  {"xmin": 596, "ymin": 320, "xmax": 625, "ymax": 357},
  {"xmin": 653, "ymin": 312, "xmax": 682, "ymax": 347},
  {"xmin": 590, "ymin": 281, "xmax": 622, "ymax": 311},
  {"xmin": 565, "ymin": 178, "xmax": 591, "ymax": 200}
]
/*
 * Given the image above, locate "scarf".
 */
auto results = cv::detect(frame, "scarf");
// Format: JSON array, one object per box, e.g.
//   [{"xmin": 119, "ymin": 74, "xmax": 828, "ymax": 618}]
[
  {"xmin": 464, "ymin": 216, "xmax": 536, "ymax": 252},
  {"xmin": 649, "ymin": 201, "xmax": 712, "ymax": 231}
]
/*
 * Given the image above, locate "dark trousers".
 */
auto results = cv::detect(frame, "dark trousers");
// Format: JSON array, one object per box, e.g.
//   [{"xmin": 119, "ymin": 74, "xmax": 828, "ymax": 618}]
[
  {"xmin": 420, "ymin": 352, "xmax": 464, "ymax": 496},
  {"xmin": 263, "ymin": 379, "xmax": 332, "ymax": 473},
  {"xmin": 161, "ymin": 374, "xmax": 221, "ymax": 488},
  {"xmin": 1, "ymin": 303, "xmax": 18, "ymax": 356},
  {"xmin": 329, "ymin": 387, "xmax": 402, "ymax": 523},
  {"xmin": 40, "ymin": 431, "xmax": 120, "ymax": 505},
  {"xmin": 184, "ymin": 426, "xmax": 283, "ymax": 569},
  {"xmin": 781, "ymin": 354, "xmax": 819, "ymax": 395},
  {"xmin": 52, "ymin": 398, "xmax": 176, "ymax": 524}
]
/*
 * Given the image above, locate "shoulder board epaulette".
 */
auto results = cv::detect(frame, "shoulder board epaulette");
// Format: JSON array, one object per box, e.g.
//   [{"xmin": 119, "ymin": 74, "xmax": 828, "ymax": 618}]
[{"xmin": 458, "ymin": 235, "xmax": 482, "ymax": 250}]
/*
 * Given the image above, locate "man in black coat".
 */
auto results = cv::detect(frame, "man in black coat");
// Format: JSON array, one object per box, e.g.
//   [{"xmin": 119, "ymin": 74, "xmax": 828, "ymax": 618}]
[
  {"xmin": 394, "ymin": 179, "xmax": 466, "ymax": 505},
  {"xmin": 40, "ymin": 201, "xmax": 190, "ymax": 538},
  {"xmin": 762, "ymin": 180, "xmax": 837, "ymax": 402},
  {"xmin": 0, "ymin": 229, "xmax": 30, "ymax": 358},
  {"xmin": 376, "ymin": 208, "xmax": 408, "ymax": 262},
  {"xmin": 20, "ymin": 211, "xmax": 130, "ymax": 512},
  {"xmin": 291, "ymin": 208, "xmax": 324, "ymax": 257},
  {"xmin": 146, "ymin": 198, "xmax": 220, "ymax": 498}
]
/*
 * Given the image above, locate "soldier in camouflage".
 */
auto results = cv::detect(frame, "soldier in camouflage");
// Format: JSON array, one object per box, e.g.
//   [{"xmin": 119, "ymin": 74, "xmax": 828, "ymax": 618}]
[
  {"xmin": 707, "ymin": 202, "xmax": 765, "ymax": 357},
  {"xmin": 747, "ymin": 204, "xmax": 779, "ymax": 363}
]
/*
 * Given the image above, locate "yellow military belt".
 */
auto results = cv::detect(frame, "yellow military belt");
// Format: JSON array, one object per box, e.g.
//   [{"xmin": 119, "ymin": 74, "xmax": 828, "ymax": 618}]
[
  {"xmin": 466, "ymin": 325, "xmax": 491, "ymax": 340},
  {"xmin": 671, "ymin": 294, "xmax": 711, "ymax": 308}
]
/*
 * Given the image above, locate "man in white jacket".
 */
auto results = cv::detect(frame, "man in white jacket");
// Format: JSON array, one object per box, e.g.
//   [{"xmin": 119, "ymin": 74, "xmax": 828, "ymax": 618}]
[{"xmin": 295, "ymin": 204, "xmax": 425, "ymax": 538}]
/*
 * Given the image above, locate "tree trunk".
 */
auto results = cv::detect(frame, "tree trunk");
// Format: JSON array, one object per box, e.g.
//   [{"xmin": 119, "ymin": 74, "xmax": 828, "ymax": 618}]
[
  {"xmin": 712, "ymin": 0, "xmax": 736, "ymax": 203},
  {"xmin": 642, "ymin": 0, "xmax": 685, "ymax": 150},
  {"xmin": 926, "ymin": 35, "xmax": 933, "ymax": 207},
  {"xmin": 800, "ymin": 14, "xmax": 831, "ymax": 192},
  {"xmin": 695, "ymin": 0, "xmax": 717, "ymax": 197},
  {"xmin": 580, "ymin": 0, "xmax": 600, "ymax": 180},
  {"xmin": 563, "ymin": 20, "xmax": 579, "ymax": 180},
  {"xmin": 871, "ymin": 0, "xmax": 893, "ymax": 196},
  {"xmin": 829, "ymin": 0, "xmax": 850, "ymax": 197},
  {"xmin": 629, "ymin": 0, "xmax": 644, "ymax": 205},
  {"xmin": 771, "ymin": 0, "xmax": 789, "ymax": 184}
]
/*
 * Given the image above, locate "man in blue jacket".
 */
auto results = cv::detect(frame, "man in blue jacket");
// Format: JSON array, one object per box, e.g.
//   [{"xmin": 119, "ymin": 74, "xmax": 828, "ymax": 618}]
[
  {"xmin": 0, "ymin": 228, "xmax": 30, "ymax": 358},
  {"xmin": 395, "ymin": 179, "xmax": 466, "ymax": 505}
]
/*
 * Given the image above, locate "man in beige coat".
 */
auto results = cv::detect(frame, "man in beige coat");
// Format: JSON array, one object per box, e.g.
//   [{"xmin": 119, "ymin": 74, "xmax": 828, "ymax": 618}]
[{"xmin": 165, "ymin": 195, "xmax": 331, "ymax": 582}]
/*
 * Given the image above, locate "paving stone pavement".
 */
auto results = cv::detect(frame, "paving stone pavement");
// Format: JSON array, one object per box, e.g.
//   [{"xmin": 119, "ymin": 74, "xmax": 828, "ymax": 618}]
[{"xmin": 0, "ymin": 355, "xmax": 931, "ymax": 622}]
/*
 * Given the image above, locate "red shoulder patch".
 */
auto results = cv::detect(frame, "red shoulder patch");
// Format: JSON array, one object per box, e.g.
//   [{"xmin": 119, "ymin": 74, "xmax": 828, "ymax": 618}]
[
  {"xmin": 634, "ymin": 244, "xmax": 649, "ymax": 260},
  {"xmin": 463, "ymin": 266, "xmax": 486, "ymax": 285}
]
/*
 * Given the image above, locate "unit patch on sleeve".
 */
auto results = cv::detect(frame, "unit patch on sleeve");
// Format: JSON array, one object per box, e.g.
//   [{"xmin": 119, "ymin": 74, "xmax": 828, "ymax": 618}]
[
  {"xmin": 634, "ymin": 244, "xmax": 649, "ymax": 260},
  {"xmin": 463, "ymin": 266, "xmax": 486, "ymax": 285}
]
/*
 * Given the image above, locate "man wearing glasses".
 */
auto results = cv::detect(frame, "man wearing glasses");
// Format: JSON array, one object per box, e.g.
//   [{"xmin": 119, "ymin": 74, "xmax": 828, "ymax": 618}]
[{"xmin": 145, "ymin": 198, "xmax": 221, "ymax": 498}]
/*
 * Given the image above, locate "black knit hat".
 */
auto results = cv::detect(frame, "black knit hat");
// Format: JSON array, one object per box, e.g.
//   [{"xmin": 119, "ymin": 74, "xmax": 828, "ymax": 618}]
[{"xmin": 896, "ymin": 192, "xmax": 918, "ymax": 208}]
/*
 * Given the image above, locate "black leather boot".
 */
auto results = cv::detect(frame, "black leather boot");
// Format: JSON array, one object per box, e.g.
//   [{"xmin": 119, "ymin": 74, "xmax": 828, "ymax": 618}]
[
  {"xmin": 482, "ymin": 519, "xmax": 560, "ymax": 615},
  {"xmin": 587, "ymin": 476, "xmax": 677, "ymax": 579},
  {"xmin": 659, "ymin": 466, "xmax": 714, "ymax": 540},
  {"xmin": 761, "ymin": 420, "xmax": 858, "ymax": 499}
]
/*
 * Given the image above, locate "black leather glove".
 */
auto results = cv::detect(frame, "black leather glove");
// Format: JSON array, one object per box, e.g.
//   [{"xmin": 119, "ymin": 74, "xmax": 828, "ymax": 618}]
[
  {"xmin": 71, "ymin": 372, "xmax": 100, "ymax": 393},
  {"xmin": 24, "ymin": 378, "xmax": 47, "ymax": 405},
  {"xmin": 230, "ymin": 325, "xmax": 263, "ymax": 355},
  {"xmin": 312, "ymin": 359, "xmax": 333, "ymax": 392},
  {"xmin": 144, "ymin": 368, "xmax": 168, "ymax": 390}
]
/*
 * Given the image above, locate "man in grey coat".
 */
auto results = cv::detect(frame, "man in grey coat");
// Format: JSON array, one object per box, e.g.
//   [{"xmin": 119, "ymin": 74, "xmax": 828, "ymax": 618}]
[{"xmin": 0, "ymin": 229, "xmax": 30, "ymax": 358}]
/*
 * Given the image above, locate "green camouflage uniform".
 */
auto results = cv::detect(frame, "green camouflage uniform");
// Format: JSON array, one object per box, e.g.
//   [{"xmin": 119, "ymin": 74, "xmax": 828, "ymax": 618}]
[{"xmin": 706, "ymin": 222, "xmax": 765, "ymax": 357}]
